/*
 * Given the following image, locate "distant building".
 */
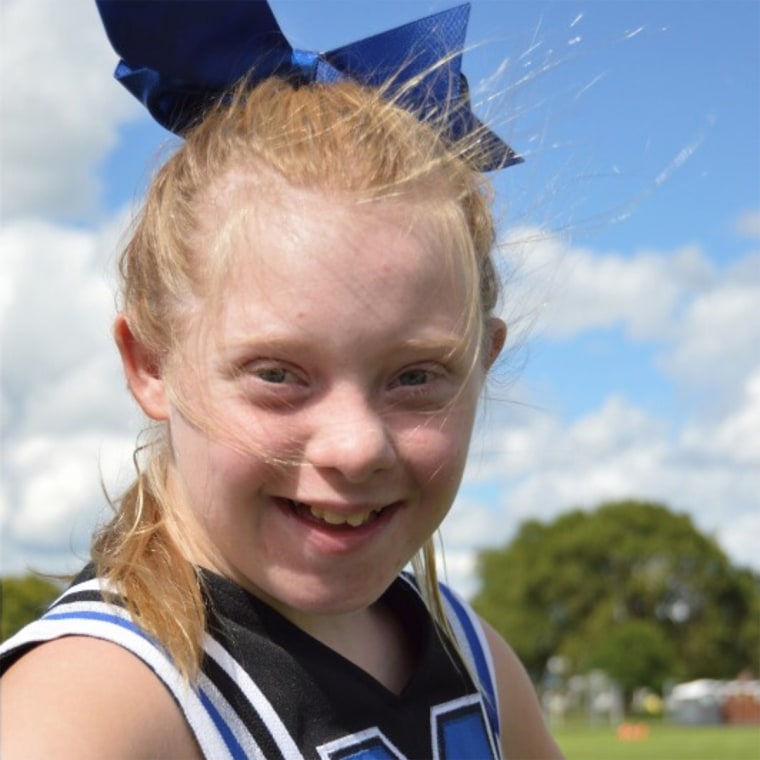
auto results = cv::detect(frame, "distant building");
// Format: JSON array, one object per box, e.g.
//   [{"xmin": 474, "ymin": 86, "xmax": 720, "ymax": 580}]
[{"xmin": 666, "ymin": 677, "xmax": 760, "ymax": 725}]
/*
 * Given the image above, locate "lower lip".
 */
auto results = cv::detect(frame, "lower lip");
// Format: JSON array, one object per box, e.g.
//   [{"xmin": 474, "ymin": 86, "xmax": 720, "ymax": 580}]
[{"xmin": 274, "ymin": 498, "xmax": 403, "ymax": 554}]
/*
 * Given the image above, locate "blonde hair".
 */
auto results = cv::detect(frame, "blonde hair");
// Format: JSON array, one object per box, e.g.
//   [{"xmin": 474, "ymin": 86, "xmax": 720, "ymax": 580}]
[{"xmin": 93, "ymin": 76, "xmax": 501, "ymax": 679}]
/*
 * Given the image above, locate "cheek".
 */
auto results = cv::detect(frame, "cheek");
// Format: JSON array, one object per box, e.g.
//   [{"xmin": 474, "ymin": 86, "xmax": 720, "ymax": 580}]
[
  {"xmin": 169, "ymin": 412, "xmax": 269, "ymax": 503},
  {"xmin": 216, "ymin": 401, "xmax": 306, "ymax": 462},
  {"xmin": 172, "ymin": 388, "xmax": 293, "ymax": 463},
  {"xmin": 398, "ymin": 408, "xmax": 475, "ymax": 487}
]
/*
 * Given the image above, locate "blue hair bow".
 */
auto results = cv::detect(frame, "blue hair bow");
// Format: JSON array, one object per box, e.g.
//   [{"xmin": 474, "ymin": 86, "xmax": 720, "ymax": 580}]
[{"xmin": 95, "ymin": 1, "xmax": 521, "ymax": 171}]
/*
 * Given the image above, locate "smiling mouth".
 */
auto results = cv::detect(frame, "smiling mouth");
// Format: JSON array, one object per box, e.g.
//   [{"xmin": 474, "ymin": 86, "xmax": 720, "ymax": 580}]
[{"xmin": 287, "ymin": 499, "xmax": 386, "ymax": 528}]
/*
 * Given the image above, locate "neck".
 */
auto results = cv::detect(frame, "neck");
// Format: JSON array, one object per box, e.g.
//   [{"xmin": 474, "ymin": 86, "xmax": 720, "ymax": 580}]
[
  {"xmin": 322, "ymin": 600, "xmax": 416, "ymax": 694},
  {"xmin": 282, "ymin": 596, "xmax": 415, "ymax": 695}
]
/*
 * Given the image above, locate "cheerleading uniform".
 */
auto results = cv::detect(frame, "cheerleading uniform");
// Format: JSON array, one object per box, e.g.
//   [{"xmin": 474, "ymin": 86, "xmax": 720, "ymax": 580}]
[{"xmin": 0, "ymin": 567, "xmax": 501, "ymax": 759}]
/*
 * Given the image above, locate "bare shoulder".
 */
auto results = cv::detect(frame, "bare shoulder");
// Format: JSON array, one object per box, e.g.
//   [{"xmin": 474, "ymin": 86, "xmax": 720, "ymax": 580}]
[
  {"xmin": 481, "ymin": 619, "xmax": 566, "ymax": 760},
  {"xmin": 0, "ymin": 636, "xmax": 202, "ymax": 760}
]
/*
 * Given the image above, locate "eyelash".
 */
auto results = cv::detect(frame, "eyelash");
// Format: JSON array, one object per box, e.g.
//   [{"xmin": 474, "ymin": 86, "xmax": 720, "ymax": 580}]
[
  {"xmin": 393, "ymin": 367, "xmax": 438, "ymax": 390},
  {"xmin": 389, "ymin": 364, "xmax": 459, "ymax": 408},
  {"xmin": 253, "ymin": 365, "xmax": 299, "ymax": 385},
  {"xmin": 237, "ymin": 359, "xmax": 455, "ymax": 408}
]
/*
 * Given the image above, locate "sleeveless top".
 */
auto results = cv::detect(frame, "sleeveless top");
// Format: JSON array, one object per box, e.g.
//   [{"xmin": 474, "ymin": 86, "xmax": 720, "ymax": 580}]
[{"xmin": 1, "ymin": 567, "xmax": 502, "ymax": 760}]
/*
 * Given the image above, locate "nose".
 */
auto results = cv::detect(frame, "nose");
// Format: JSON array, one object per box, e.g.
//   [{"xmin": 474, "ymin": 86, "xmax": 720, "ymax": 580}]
[{"xmin": 304, "ymin": 390, "xmax": 397, "ymax": 482}]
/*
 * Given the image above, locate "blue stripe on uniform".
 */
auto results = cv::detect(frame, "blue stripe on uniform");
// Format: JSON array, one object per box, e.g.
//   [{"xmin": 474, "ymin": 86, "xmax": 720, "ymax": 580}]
[
  {"xmin": 438, "ymin": 584, "xmax": 499, "ymax": 737},
  {"xmin": 198, "ymin": 687, "xmax": 248, "ymax": 760},
  {"xmin": 42, "ymin": 610, "xmax": 161, "ymax": 646}
]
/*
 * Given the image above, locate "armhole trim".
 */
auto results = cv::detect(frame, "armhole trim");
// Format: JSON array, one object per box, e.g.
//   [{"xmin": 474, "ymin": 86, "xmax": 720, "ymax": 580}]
[
  {"xmin": 438, "ymin": 583, "xmax": 501, "ymax": 742},
  {"xmin": 396, "ymin": 573, "xmax": 501, "ymax": 743}
]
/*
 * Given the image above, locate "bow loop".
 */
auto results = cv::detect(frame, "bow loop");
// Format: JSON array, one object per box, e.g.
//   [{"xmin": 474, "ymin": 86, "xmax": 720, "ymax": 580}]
[
  {"xmin": 327, "ymin": 4, "xmax": 467, "ymax": 101},
  {"xmin": 96, "ymin": 0, "xmax": 521, "ymax": 171}
]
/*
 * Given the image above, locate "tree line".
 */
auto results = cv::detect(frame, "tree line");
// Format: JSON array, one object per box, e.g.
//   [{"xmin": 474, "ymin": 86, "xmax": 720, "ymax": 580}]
[
  {"xmin": 1, "ymin": 574, "xmax": 62, "ymax": 641},
  {"xmin": 473, "ymin": 500, "xmax": 760, "ymax": 700}
]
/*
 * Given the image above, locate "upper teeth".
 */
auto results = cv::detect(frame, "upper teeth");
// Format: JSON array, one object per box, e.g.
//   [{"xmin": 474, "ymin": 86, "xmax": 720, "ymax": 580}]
[{"xmin": 309, "ymin": 506, "xmax": 377, "ymax": 527}]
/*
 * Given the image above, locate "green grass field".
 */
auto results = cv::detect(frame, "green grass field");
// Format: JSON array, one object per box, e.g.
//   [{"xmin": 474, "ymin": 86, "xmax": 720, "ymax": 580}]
[{"xmin": 553, "ymin": 722, "xmax": 760, "ymax": 760}]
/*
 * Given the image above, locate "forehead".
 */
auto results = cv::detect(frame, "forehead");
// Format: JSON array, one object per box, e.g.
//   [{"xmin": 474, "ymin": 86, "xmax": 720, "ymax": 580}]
[
  {"xmin": 192, "ymin": 177, "xmax": 477, "ymax": 344},
  {"xmin": 198, "ymin": 171, "xmax": 472, "ymax": 288}
]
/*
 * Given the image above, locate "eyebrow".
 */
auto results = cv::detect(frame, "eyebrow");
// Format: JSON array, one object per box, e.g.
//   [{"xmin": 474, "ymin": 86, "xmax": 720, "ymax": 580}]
[
  {"xmin": 222, "ymin": 333, "xmax": 471, "ymax": 359},
  {"xmin": 394, "ymin": 336, "xmax": 471, "ymax": 360}
]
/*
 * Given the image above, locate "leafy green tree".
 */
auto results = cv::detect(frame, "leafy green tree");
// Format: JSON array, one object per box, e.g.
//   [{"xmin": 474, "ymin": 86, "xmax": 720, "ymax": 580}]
[
  {"xmin": 473, "ymin": 501, "xmax": 760, "ymax": 696},
  {"xmin": 1, "ymin": 575, "xmax": 62, "ymax": 641},
  {"xmin": 584, "ymin": 619, "xmax": 677, "ymax": 697}
]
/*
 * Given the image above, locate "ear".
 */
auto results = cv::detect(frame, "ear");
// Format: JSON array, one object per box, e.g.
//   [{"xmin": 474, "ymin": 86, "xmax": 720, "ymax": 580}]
[
  {"xmin": 484, "ymin": 317, "xmax": 507, "ymax": 369},
  {"xmin": 114, "ymin": 314, "xmax": 169, "ymax": 421}
]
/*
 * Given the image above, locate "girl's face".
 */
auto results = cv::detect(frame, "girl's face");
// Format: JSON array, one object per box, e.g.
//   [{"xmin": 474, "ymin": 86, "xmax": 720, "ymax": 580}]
[{"xmin": 139, "ymin": 184, "xmax": 500, "ymax": 628}]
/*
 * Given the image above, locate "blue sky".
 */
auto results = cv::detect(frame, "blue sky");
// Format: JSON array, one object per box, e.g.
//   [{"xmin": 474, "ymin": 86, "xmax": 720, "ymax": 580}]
[{"xmin": 2, "ymin": 1, "xmax": 759, "ymax": 596}]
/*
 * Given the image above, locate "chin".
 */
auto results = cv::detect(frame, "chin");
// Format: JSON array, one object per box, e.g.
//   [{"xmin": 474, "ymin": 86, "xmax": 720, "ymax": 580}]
[{"xmin": 261, "ymin": 568, "xmax": 400, "ymax": 619}]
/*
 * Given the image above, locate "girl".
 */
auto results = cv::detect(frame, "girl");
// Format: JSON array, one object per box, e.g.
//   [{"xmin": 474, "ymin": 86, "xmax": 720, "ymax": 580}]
[{"xmin": 1, "ymin": 3, "xmax": 564, "ymax": 758}]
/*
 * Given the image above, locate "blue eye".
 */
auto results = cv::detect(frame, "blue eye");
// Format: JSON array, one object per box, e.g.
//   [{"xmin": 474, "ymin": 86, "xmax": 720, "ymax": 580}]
[
  {"xmin": 397, "ymin": 369, "xmax": 430, "ymax": 386},
  {"xmin": 257, "ymin": 367, "xmax": 290, "ymax": 384},
  {"xmin": 242, "ymin": 362, "xmax": 302, "ymax": 387},
  {"xmin": 254, "ymin": 367, "xmax": 295, "ymax": 385}
]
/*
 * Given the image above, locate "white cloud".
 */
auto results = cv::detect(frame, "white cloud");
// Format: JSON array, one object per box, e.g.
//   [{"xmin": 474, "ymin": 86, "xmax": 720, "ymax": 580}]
[
  {"xmin": 0, "ymin": 218, "xmax": 125, "ymax": 411},
  {"xmin": 499, "ymin": 227, "xmax": 715, "ymax": 343},
  {"xmin": 660, "ymin": 255, "xmax": 760, "ymax": 414},
  {"xmin": 1, "ymin": 0, "xmax": 140, "ymax": 219},
  {"xmin": 734, "ymin": 209, "xmax": 760, "ymax": 240},
  {"xmin": 498, "ymin": 227, "xmax": 760, "ymax": 414},
  {"xmin": 1, "ymin": 429, "xmax": 136, "ymax": 574},
  {"xmin": 0, "ymin": 214, "xmax": 140, "ymax": 574},
  {"xmin": 718, "ymin": 511, "xmax": 760, "ymax": 574},
  {"xmin": 690, "ymin": 366, "xmax": 760, "ymax": 468}
]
